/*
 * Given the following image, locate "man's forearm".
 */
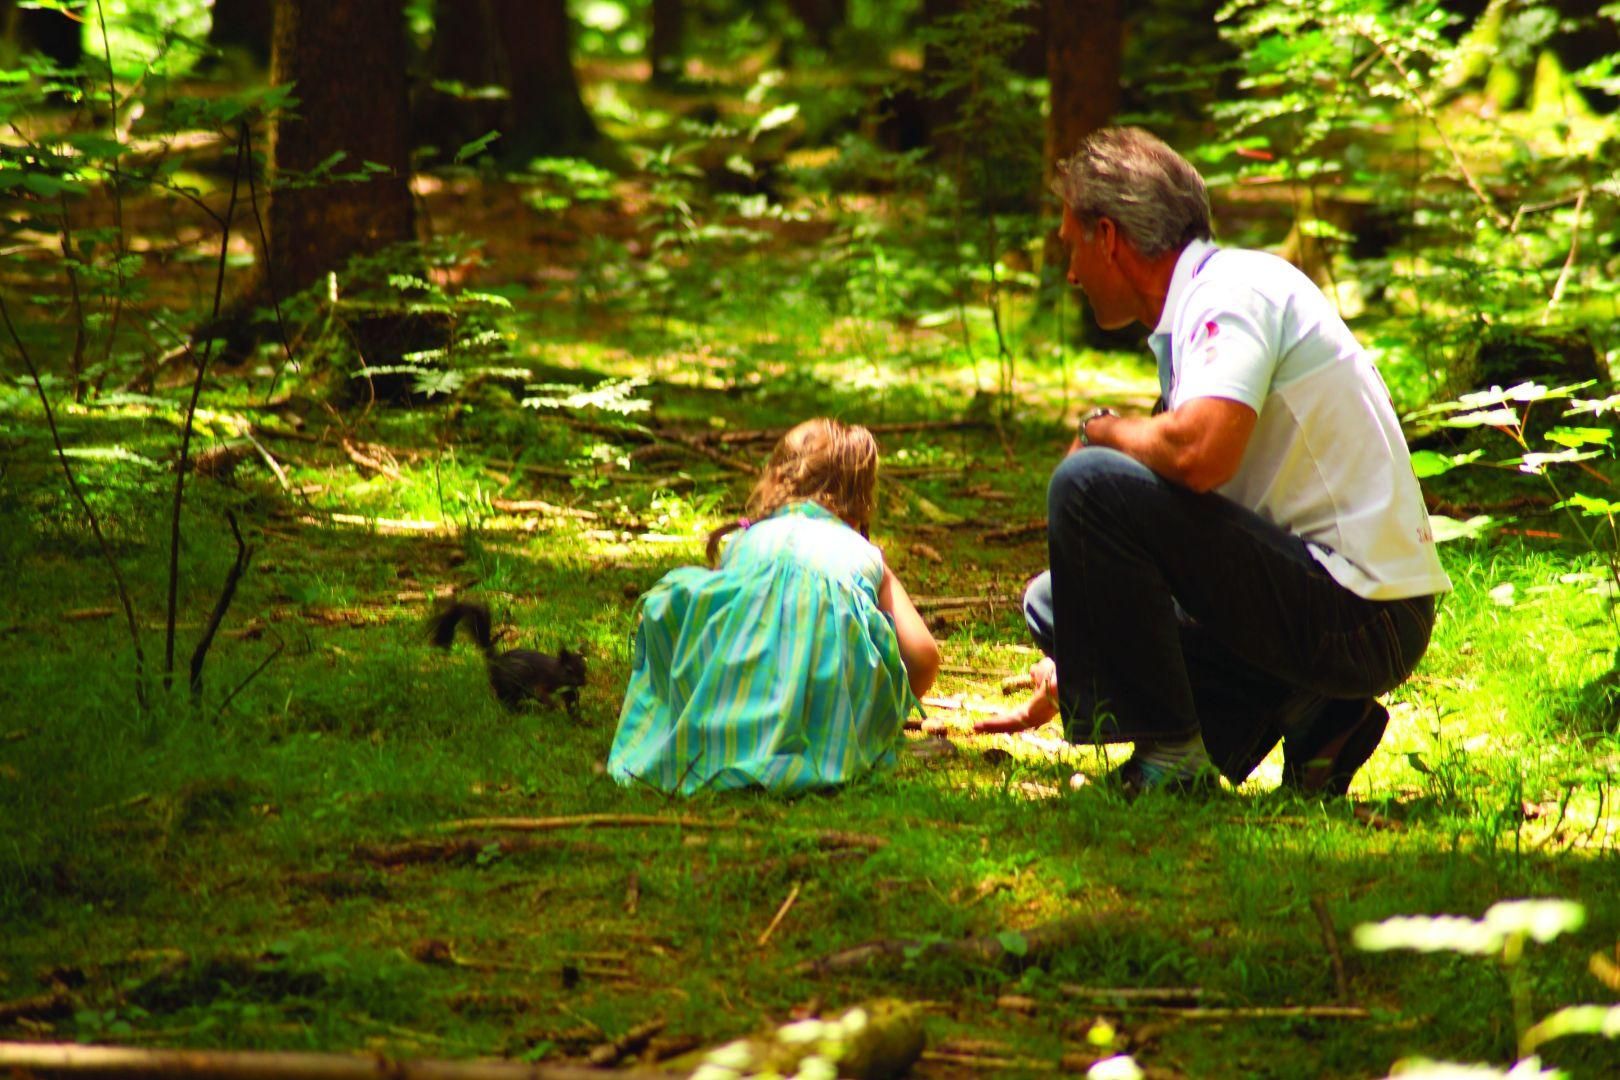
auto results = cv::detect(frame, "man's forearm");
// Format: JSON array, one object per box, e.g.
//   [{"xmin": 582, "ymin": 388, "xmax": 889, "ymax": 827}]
[{"xmin": 1074, "ymin": 399, "xmax": 1256, "ymax": 493}]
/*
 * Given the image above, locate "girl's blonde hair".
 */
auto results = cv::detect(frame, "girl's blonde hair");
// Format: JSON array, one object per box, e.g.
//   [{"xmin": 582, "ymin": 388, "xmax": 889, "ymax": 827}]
[{"xmin": 706, "ymin": 418, "xmax": 879, "ymax": 565}]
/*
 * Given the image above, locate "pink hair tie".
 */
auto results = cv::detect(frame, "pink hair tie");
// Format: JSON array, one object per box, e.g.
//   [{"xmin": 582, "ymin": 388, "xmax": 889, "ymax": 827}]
[{"xmin": 737, "ymin": 517, "xmax": 752, "ymax": 529}]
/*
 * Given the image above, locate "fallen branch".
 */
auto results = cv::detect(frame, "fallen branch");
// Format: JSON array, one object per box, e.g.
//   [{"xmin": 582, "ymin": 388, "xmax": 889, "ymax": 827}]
[
  {"xmin": 704, "ymin": 419, "xmax": 992, "ymax": 446},
  {"xmin": 1309, "ymin": 895, "xmax": 1352, "ymax": 1003},
  {"xmin": 436, "ymin": 814, "xmax": 742, "ymax": 835},
  {"xmin": 434, "ymin": 816, "xmax": 887, "ymax": 852},
  {"xmin": 0, "ymin": 990, "xmax": 74, "ymax": 1024},
  {"xmin": 794, "ymin": 916, "xmax": 1104, "ymax": 976},
  {"xmin": 0, "ymin": 1041, "xmax": 681, "ymax": 1078},
  {"xmin": 911, "ymin": 595, "xmax": 1017, "ymax": 612},
  {"xmin": 982, "ymin": 520, "xmax": 1046, "ymax": 543},
  {"xmin": 488, "ymin": 498, "xmax": 598, "ymax": 520},
  {"xmin": 1084, "ymin": 1004, "xmax": 1370, "ymax": 1021},
  {"xmin": 351, "ymin": 836, "xmax": 584, "ymax": 868},
  {"xmin": 587, "ymin": 1017, "xmax": 666, "ymax": 1068}
]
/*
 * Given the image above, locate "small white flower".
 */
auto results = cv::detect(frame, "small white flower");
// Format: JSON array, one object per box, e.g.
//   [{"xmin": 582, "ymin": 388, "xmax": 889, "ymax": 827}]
[
  {"xmin": 704, "ymin": 1040, "xmax": 756, "ymax": 1071},
  {"xmin": 1483, "ymin": 900, "xmax": 1585, "ymax": 944},
  {"xmin": 1088, "ymin": 1054, "xmax": 1145, "ymax": 1080},
  {"xmin": 792, "ymin": 1055, "xmax": 838, "ymax": 1080},
  {"xmin": 689, "ymin": 1065, "xmax": 740, "ymax": 1080},
  {"xmin": 777, "ymin": 1019, "xmax": 826, "ymax": 1045}
]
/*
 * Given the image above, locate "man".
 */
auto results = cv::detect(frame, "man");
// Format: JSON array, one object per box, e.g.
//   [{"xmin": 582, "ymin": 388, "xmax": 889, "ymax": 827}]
[{"xmin": 984, "ymin": 127, "xmax": 1451, "ymax": 795}]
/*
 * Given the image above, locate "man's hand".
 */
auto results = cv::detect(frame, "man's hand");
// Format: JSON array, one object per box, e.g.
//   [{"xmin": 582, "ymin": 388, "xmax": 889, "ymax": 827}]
[{"xmin": 975, "ymin": 657, "xmax": 1059, "ymax": 734}]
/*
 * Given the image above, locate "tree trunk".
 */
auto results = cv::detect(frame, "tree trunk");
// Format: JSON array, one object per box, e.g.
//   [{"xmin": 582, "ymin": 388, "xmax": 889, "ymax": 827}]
[
  {"xmin": 417, "ymin": 0, "xmax": 600, "ymax": 165},
  {"xmin": 266, "ymin": 0, "xmax": 414, "ymax": 298},
  {"xmin": 650, "ymin": 0, "xmax": 683, "ymax": 85},
  {"xmin": 784, "ymin": 0, "xmax": 847, "ymax": 48},
  {"xmin": 208, "ymin": 0, "xmax": 273, "ymax": 65},
  {"xmin": 2, "ymin": 0, "xmax": 82, "ymax": 69},
  {"xmin": 1043, "ymin": 0, "xmax": 1124, "ymax": 338}
]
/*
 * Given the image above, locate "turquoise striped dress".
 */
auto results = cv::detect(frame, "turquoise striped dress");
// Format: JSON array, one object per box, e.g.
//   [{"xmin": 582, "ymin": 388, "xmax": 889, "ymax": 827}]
[{"xmin": 609, "ymin": 500, "xmax": 915, "ymax": 795}]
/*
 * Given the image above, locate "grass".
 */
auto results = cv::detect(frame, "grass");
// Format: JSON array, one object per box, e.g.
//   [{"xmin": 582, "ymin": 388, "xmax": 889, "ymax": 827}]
[{"xmin": 3, "ymin": 191, "xmax": 1619, "ymax": 1079}]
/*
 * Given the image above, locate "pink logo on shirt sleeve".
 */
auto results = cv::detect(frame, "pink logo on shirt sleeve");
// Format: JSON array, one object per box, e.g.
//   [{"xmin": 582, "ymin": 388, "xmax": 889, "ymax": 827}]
[{"xmin": 1205, "ymin": 320, "xmax": 1219, "ymax": 339}]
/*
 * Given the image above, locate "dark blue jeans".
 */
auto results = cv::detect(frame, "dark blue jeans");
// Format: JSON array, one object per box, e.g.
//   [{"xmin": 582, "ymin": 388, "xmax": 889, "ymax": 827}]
[{"xmin": 1026, "ymin": 448, "xmax": 1437, "ymax": 783}]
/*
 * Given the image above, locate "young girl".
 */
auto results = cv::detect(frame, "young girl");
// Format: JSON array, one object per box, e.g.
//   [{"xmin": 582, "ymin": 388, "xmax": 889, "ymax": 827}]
[{"xmin": 608, "ymin": 418, "xmax": 939, "ymax": 795}]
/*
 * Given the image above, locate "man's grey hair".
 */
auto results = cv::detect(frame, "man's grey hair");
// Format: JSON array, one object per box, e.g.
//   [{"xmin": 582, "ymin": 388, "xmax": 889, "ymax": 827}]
[{"xmin": 1051, "ymin": 127, "xmax": 1213, "ymax": 259}]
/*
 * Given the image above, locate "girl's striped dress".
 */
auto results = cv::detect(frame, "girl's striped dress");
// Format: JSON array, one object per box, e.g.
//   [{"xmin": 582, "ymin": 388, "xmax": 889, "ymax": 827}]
[{"xmin": 608, "ymin": 500, "xmax": 914, "ymax": 795}]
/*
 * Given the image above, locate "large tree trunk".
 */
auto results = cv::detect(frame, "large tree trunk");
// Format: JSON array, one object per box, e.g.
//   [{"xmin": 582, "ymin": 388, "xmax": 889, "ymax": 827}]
[
  {"xmin": 208, "ymin": 0, "xmax": 273, "ymax": 66},
  {"xmin": 266, "ymin": 0, "xmax": 414, "ymax": 298},
  {"xmin": 1, "ymin": 0, "xmax": 82, "ymax": 69},
  {"xmin": 784, "ymin": 0, "xmax": 847, "ymax": 48},
  {"xmin": 417, "ymin": 0, "xmax": 600, "ymax": 165},
  {"xmin": 1044, "ymin": 0, "xmax": 1124, "ymax": 337},
  {"xmin": 650, "ymin": 0, "xmax": 683, "ymax": 85}
]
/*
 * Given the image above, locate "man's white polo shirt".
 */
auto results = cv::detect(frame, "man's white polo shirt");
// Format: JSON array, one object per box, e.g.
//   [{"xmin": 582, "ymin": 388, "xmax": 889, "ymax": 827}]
[{"xmin": 1148, "ymin": 238, "xmax": 1452, "ymax": 601}]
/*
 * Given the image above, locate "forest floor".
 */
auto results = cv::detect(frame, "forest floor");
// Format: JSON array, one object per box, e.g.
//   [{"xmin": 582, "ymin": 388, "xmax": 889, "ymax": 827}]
[{"xmin": 3, "ymin": 172, "xmax": 1620, "ymax": 1079}]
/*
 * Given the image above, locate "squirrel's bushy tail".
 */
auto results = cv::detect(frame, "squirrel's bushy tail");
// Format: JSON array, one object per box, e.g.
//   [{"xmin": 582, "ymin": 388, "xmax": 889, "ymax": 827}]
[{"xmin": 429, "ymin": 601, "xmax": 495, "ymax": 655}]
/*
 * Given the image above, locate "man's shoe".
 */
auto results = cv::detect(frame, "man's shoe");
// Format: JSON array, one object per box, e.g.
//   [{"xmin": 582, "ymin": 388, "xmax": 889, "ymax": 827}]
[
  {"xmin": 1282, "ymin": 699, "xmax": 1390, "ymax": 797},
  {"xmin": 1108, "ymin": 755, "xmax": 1219, "ymax": 798}
]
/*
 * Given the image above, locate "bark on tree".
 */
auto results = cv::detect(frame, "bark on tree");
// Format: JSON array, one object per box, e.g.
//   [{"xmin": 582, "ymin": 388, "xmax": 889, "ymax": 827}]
[
  {"xmin": 208, "ymin": 0, "xmax": 272, "ymax": 65},
  {"xmin": 266, "ymin": 0, "xmax": 414, "ymax": 298},
  {"xmin": 784, "ymin": 0, "xmax": 848, "ymax": 48},
  {"xmin": 1, "ymin": 0, "xmax": 82, "ymax": 69},
  {"xmin": 650, "ymin": 0, "xmax": 683, "ymax": 85},
  {"xmin": 1044, "ymin": 0, "xmax": 1124, "ymax": 337},
  {"xmin": 417, "ymin": 0, "xmax": 600, "ymax": 165},
  {"xmin": 1045, "ymin": 0, "xmax": 1123, "ymax": 192}
]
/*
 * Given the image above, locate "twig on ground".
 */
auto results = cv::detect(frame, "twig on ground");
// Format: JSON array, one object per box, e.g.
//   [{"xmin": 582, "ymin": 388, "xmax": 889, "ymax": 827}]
[
  {"xmin": 1351, "ymin": 804, "xmax": 1404, "ymax": 831},
  {"xmin": 189, "ymin": 511, "xmax": 253, "ymax": 699},
  {"xmin": 1060, "ymin": 985, "xmax": 1220, "ymax": 1004},
  {"xmin": 756, "ymin": 881, "xmax": 802, "ymax": 947},
  {"xmin": 64, "ymin": 607, "xmax": 117, "ymax": 621},
  {"xmin": 1085, "ymin": 1004, "xmax": 1370, "ymax": 1020},
  {"xmin": 1310, "ymin": 895, "xmax": 1353, "ymax": 1002},
  {"xmin": 982, "ymin": 520, "xmax": 1046, "ymax": 543},
  {"xmin": 921, "ymin": 1049, "xmax": 1055, "ymax": 1071},
  {"xmin": 351, "ymin": 836, "xmax": 588, "ymax": 867},
  {"xmin": 588, "ymin": 1017, "xmax": 667, "ymax": 1068},
  {"xmin": 242, "ymin": 430, "xmax": 292, "ymax": 491},
  {"xmin": 1001, "ymin": 673, "xmax": 1036, "ymax": 693},
  {"xmin": 213, "ymin": 634, "xmax": 285, "ymax": 722},
  {"xmin": 0, "ymin": 990, "xmax": 74, "ymax": 1024},
  {"xmin": 341, "ymin": 436, "xmax": 405, "ymax": 481},
  {"xmin": 795, "ymin": 915, "xmax": 1104, "ymax": 976},
  {"xmin": 625, "ymin": 870, "xmax": 641, "ymax": 917}
]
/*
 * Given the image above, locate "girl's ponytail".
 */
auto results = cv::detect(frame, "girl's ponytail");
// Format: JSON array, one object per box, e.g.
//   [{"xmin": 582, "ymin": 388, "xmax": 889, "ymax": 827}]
[{"xmin": 705, "ymin": 518, "xmax": 751, "ymax": 568}]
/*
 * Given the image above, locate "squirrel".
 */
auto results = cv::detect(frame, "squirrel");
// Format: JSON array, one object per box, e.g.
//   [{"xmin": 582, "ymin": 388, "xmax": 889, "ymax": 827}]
[{"xmin": 429, "ymin": 601, "xmax": 586, "ymax": 718}]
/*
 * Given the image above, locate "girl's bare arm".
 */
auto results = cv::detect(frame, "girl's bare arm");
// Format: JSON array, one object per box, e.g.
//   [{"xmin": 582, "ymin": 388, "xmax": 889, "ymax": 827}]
[{"xmin": 878, "ymin": 565, "xmax": 940, "ymax": 698}]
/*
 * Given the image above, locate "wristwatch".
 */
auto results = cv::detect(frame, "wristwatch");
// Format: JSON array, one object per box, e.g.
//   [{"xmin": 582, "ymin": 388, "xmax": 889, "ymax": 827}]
[{"xmin": 1078, "ymin": 407, "xmax": 1117, "ymax": 447}]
